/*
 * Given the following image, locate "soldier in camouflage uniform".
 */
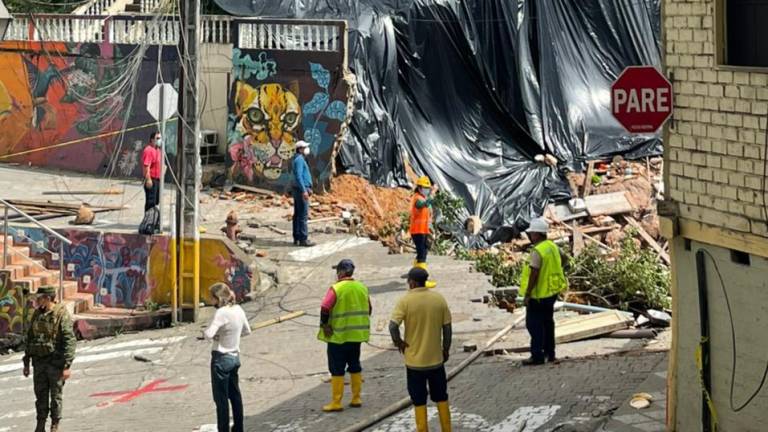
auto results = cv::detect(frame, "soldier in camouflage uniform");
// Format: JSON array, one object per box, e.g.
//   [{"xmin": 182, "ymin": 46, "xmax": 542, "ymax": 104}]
[{"xmin": 22, "ymin": 286, "xmax": 76, "ymax": 432}]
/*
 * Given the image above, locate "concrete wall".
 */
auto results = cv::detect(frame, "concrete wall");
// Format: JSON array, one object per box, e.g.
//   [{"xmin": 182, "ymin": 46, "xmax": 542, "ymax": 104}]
[
  {"xmin": 226, "ymin": 46, "xmax": 349, "ymax": 192},
  {"xmin": 664, "ymin": 0, "xmax": 768, "ymax": 429},
  {"xmin": 200, "ymin": 43, "xmax": 233, "ymax": 156},
  {"xmin": 5, "ymin": 226, "xmax": 253, "ymax": 306},
  {"xmin": 671, "ymin": 239, "xmax": 768, "ymax": 430}
]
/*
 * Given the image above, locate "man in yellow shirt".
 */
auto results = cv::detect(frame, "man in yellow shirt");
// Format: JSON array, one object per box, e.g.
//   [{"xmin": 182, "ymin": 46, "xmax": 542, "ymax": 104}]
[{"xmin": 389, "ymin": 267, "xmax": 452, "ymax": 432}]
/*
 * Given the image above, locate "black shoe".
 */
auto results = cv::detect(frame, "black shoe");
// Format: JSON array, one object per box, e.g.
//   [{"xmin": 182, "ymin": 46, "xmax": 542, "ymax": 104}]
[
  {"xmin": 521, "ymin": 357, "xmax": 545, "ymax": 366},
  {"xmin": 547, "ymin": 356, "xmax": 559, "ymax": 364},
  {"xmin": 299, "ymin": 240, "xmax": 316, "ymax": 247},
  {"xmin": 293, "ymin": 240, "xmax": 299, "ymax": 246}
]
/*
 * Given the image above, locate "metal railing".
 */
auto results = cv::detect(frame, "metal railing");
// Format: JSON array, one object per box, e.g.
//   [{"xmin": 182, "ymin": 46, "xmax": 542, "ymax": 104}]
[{"xmin": 1, "ymin": 199, "xmax": 72, "ymax": 302}]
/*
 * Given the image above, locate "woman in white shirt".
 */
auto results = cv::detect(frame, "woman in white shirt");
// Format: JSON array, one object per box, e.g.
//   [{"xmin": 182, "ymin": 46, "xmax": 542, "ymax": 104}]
[{"xmin": 204, "ymin": 283, "xmax": 252, "ymax": 432}]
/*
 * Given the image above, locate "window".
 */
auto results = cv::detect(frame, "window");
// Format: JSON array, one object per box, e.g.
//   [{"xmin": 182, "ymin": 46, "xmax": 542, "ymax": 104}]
[{"xmin": 720, "ymin": 0, "xmax": 768, "ymax": 67}]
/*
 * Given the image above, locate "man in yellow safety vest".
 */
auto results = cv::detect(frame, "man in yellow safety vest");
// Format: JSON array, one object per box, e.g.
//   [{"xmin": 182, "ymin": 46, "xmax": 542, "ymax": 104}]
[
  {"xmin": 519, "ymin": 217, "xmax": 568, "ymax": 366},
  {"xmin": 318, "ymin": 259, "xmax": 372, "ymax": 412}
]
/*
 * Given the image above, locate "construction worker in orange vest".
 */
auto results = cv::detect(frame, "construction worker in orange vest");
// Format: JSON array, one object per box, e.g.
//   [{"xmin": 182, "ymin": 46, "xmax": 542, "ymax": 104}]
[{"xmin": 410, "ymin": 176, "xmax": 438, "ymax": 288}]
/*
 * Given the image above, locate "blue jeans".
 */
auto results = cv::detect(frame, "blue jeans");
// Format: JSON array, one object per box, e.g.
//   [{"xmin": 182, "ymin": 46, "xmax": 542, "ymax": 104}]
[
  {"xmin": 211, "ymin": 352, "xmax": 243, "ymax": 432},
  {"xmin": 525, "ymin": 295, "xmax": 558, "ymax": 361},
  {"xmin": 327, "ymin": 342, "xmax": 362, "ymax": 376},
  {"xmin": 292, "ymin": 188, "xmax": 308, "ymax": 242}
]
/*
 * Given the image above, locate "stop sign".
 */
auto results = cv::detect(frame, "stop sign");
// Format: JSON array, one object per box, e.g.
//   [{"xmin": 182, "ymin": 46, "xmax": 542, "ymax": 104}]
[{"xmin": 611, "ymin": 66, "xmax": 673, "ymax": 133}]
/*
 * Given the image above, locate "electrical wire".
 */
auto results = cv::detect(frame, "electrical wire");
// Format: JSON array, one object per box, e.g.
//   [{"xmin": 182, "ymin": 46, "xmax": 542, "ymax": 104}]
[{"xmin": 698, "ymin": 248, "xmax": 768, "ymax": 412}]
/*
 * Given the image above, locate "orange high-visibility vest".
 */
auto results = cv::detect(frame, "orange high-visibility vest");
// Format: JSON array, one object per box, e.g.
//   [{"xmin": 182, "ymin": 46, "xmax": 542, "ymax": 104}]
[{"xmin": 410, "ymin": 193, "xmax": 431, "ymax": 235}]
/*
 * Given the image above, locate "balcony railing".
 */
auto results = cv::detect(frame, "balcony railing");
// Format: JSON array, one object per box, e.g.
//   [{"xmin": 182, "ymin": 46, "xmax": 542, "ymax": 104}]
[{"xmin": 1, "ymin": 15, "xmax": 346, "ymax": 51}]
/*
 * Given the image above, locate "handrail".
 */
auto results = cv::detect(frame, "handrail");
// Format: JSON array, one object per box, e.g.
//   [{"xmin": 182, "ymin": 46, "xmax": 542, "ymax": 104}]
[
  {"xmin": 0, "ymin": 199, "xmax": 72, "ymax": 245},
  {"xmin": 1, "ymin": 198, "xmax": 71, "ymax": 303}
]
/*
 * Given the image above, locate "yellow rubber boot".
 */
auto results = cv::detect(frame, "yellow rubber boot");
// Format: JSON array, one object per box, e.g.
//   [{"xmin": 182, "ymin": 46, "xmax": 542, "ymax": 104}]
[
  {"xmin": 349, "ymin": 372, "xmax": 363, "ymax": 407},
  {"xmin": 322, "ymin": 376, "xmax": 345, "ymax": 412},
  {"xmin": 437, "ymin": 401, "xmax": 452, "ymax": 432},
  {"xmin": 414, "ymin": 405, "xmax": 429, "ymax": 432},
  {"xmin": 415, "ymin": 262, "xmax": 438, "ymax": 288}
]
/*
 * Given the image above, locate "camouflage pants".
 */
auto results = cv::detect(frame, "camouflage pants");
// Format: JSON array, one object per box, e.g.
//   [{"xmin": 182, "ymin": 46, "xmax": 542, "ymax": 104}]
[{"xmin": 32, "ymin": 360, "xmax": 65, "ymax": 421}]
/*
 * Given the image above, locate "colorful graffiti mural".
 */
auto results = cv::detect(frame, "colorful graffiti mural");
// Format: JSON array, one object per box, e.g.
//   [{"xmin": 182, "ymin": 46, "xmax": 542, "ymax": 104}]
[
  {"xmin": 0, "ymin": 270, "xmax": 25, "ymax": 335},
  {"xmin": 227, "ymin": 48, "xmax": 349, "ymax": 191},
  {"xmin": 0, "ymin": 41, "xmax": 179, "ymax": 176},
  {"xmin": 6, "ymin": 226, "xmax": 253, "ymax": 308}
]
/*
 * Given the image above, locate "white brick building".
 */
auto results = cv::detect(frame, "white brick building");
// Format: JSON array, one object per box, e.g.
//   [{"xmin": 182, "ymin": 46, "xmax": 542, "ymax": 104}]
[{"xmin": 663, "ymin": 0, "xmax": 768, "ymax": 430}]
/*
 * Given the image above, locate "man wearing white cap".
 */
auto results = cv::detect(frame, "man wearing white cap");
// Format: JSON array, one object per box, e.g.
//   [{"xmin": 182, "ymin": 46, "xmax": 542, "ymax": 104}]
[
  {"xmin": 292, "ymin": 140, "xmax": 315, "ymax": 247},
  {"xmin": 519, "ymin": 217, "xmax": 568, "ymax": 366}
]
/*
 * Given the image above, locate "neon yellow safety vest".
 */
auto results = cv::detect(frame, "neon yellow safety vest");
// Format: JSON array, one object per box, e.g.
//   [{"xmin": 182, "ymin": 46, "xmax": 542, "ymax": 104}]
[
  {"xmin": 519, "ymin": 240, "xmax": 567, "ymax": 299},
  {"xmin": 317, "ymin": 279, "xmax": 371, "ymax": 344}
]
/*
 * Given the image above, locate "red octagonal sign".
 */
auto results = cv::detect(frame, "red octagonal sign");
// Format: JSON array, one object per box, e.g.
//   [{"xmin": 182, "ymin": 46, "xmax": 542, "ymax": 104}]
[{"xmin": 611, "ymin": 66, "xmax": 673, "ymax": 133}]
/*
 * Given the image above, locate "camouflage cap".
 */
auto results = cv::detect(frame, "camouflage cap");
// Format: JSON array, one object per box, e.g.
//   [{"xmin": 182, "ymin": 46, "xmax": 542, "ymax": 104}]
[{"xmin": 36, "ymin": 286, "xmax": 57, "ymax": 297}]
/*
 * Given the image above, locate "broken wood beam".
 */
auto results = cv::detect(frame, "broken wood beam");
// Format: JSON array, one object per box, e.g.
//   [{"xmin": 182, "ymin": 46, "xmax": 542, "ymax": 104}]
[
  {"xmin": 583, "ymin": 161, "xmax": 596, "ymax": 197},
  {"xmin": 308, "ymin": 216, "xmax": 341, "ymax": 224},
  {"xmin": 41, "ymin": 189, "xmax": 123, "ymax": 195},
  {"xmin": 233, "ymin": 183, "xmax": 275, "ymax": 196},
  {"xmin": 623, "ymin": 216, "xmax": 671, "ymax": 265},
  {"xmin": 251, "ymin": 311, "xmax": 305, "ymax": 330}
]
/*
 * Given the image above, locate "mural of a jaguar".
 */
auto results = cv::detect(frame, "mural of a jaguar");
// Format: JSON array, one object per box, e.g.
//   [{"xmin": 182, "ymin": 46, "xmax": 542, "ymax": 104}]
[{"xmin": 231, "ymin": 82, "xmax": 301, "ymax": 180}]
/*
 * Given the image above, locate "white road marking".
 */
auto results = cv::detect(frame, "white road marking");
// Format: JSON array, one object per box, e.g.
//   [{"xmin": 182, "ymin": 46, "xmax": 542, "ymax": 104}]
[
  {"xmin": 370, "ymin": 405, "xmax": 561, "ymax": 432},
  {"xmin": 0, "ymin": 335, "xmax": 186, "ymax": 373},
  {"xmin": 0, "ymin": 409, "xmax": 35, "ymax": 420},
  {"xmin": 0, "ymin": 346, "xmax": 164, "ymax": 373},
  {"xmin": 76, "ymin": 336, "xmax": 187, "ymax": 353},
  {"xmin": 287, "ymin": 237, "xmax": 371, "ymax": 262}
]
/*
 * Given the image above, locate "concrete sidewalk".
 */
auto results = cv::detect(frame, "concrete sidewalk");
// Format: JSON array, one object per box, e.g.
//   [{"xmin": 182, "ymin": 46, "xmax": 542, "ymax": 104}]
[{"xmin": 601, "ymin": 354, "xmax": 668, "ymax": 432}]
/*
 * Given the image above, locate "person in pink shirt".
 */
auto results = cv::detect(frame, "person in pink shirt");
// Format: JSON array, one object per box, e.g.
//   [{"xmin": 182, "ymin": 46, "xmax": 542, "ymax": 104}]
[{"xmin": 141, "ymin": 132, "xmax": 162, "ymax": 212}]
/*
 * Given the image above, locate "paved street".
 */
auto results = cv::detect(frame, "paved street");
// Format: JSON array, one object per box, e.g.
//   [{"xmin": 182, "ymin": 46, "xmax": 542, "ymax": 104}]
[{"xmin": 1, "ymin": 223, "xmax": 668, "ymax": 432}]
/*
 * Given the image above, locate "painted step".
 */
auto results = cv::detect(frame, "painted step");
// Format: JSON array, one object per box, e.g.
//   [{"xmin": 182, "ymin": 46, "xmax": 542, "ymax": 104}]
[
  {"xmin": 3, "ymin": 258, "xmax": 49, "ymax": 279},
  {"xmin": 63, "ymin": 292, "xmax": 94, "ymax": 313},
  {"xmin": 0, "ymin": 235, "xmax": 13, "ymax": 246},
  {"xmin": 14, "ymin": 275, "xmax": 45, "ymax": 291},
  {"xmin": 62, "ymin": 281, "xmax": 78, "ymax": 298}
]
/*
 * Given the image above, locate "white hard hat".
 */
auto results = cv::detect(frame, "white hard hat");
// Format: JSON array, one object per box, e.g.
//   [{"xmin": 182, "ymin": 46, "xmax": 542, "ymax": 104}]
[
  {"xmin": 526, "ymin": 217, "xmax": 549, "ymax": 234},
  {"xmin": 296, "ymin": 140, "xmax": 310, "ymax": 148}
]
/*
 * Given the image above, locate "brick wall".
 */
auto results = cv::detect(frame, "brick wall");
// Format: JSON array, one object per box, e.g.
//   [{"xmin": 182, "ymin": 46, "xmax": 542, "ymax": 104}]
[{"xmin": 665, "ymin": 0, "xmax": 768, "ymax": 237}]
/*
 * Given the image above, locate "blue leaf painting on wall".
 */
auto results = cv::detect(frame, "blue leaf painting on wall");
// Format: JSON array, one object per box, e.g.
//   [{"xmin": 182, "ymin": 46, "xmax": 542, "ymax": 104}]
[
  {"xmin": 324, "ymin": 100, "xmax": 347, "ymax": 121},
  {"xmin": 303, "ymin": 92, "xmax": 330, "ymax": 115},
  {"xmin": 310, "ymin": 62, "xmax": 330, "ymax": 90}
]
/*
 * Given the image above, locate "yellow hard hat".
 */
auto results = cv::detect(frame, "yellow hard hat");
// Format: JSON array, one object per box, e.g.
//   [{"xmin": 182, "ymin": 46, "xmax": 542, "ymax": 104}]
[{"xmin": 416, "ymin": 176, "xmax": 432, "ymax": 188}]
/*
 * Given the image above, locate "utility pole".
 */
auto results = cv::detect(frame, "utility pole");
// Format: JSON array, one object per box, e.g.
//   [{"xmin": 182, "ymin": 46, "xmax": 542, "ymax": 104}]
[{"xmin": 177, "ymin": 0, "xmax": 201, "ymax": 323}]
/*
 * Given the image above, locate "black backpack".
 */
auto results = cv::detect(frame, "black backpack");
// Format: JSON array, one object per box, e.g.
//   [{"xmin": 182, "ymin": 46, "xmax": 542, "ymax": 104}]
[{"xmin": 139, "ymin": 206, "xmax": 160, "ymax": 235}]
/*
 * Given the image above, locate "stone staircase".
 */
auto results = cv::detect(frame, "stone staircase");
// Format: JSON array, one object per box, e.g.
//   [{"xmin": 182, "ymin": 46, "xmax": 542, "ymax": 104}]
[{"xmin": 0, "ymin": 235, "xmax": 94, "ymax": 316}]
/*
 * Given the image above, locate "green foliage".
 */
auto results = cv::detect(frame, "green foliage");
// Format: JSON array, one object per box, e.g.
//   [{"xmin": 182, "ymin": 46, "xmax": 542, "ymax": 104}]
[
  {"xmin": 143, "ymin": 299, "xmax": 161, "ymax": 312},
  {"xmin": 471, "ymin": 251, "xmax": 523, "ymax": 288},
  {"xmin": 6, "ymin": 0, "xmax": 72, "ymax": 13},
  {"xmin": 432, "ymin": 191, "xmax": 464, "ymax": 228},
  {"xmin": 567, "ymin": 237, "xmax": 670, "ymax": 311}
]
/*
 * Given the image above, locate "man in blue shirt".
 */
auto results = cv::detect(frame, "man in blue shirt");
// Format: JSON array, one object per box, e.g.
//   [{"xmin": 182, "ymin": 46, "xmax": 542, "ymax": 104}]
[{"xmin": 292, "ymin": 140, "xmax": 315, "ymax": 246}]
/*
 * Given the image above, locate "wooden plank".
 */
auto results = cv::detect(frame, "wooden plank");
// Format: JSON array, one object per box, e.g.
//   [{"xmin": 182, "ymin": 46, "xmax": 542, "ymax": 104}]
[
  {"xmin": 251, "ymin": 311, "xmax": 305, "ymax": 329},
  {"xmin": 5, "ymin": 199, "xmax": 125, "ymax": 211},
  {"xmin": 555, "ymin": 310, "xmax": 633, "ymax": 344},
  {"xmin": 584, "ymin": 191, "xmax": 634, "ymax": 216},
  {"xmin": 549, "ymin": 218, "xmax": 615, "ymax": 252},
  {"xmin": 624, "ymin": 216, "xmax": 671, "ymax": 265},
  {"xmin": 548, "ymin": 203, "xmax": 588, "ymax": 222},
  {"xmin": 583, "ymin": 161, "xmax": 596, "ymax": 197},
  {"xmin": 572, "ymin": 221, "xmax": 585, "ymax": 256},
  {"xmin": 41, "ymin": 189, "xmax": 123, "ymax": 195},
  {"xmin": 308, "ymin": 216, "xmax": 341, "ymax": 224},
  {"xmin": 233, "ymin": 183, "xmax": 275, "ymax": 196}
]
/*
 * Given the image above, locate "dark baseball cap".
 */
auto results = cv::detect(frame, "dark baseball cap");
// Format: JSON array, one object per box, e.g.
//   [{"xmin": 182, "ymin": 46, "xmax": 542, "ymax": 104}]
[
  {"xmin": 36, "ymin": 286, "xmax": 56, "ymax": 296},
  {"xmin": 332, "ymin": 259, "xmax": 355, "ymax": 274},
  {"xmin": 407, "ymin": 267, "xmax": 429, "ymax": 286}
]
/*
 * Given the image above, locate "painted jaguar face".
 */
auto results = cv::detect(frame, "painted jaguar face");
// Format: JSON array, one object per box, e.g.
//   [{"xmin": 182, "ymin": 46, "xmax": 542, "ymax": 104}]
[{"xmin": 234, "ymin": 82, "xmax": 300, "ymax": 180}]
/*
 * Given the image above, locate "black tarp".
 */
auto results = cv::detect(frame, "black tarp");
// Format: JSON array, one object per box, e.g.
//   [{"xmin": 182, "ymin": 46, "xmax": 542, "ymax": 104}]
[{"xmin": 214, "ymin": 0, "xmax": 662, "ymax": 234}]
